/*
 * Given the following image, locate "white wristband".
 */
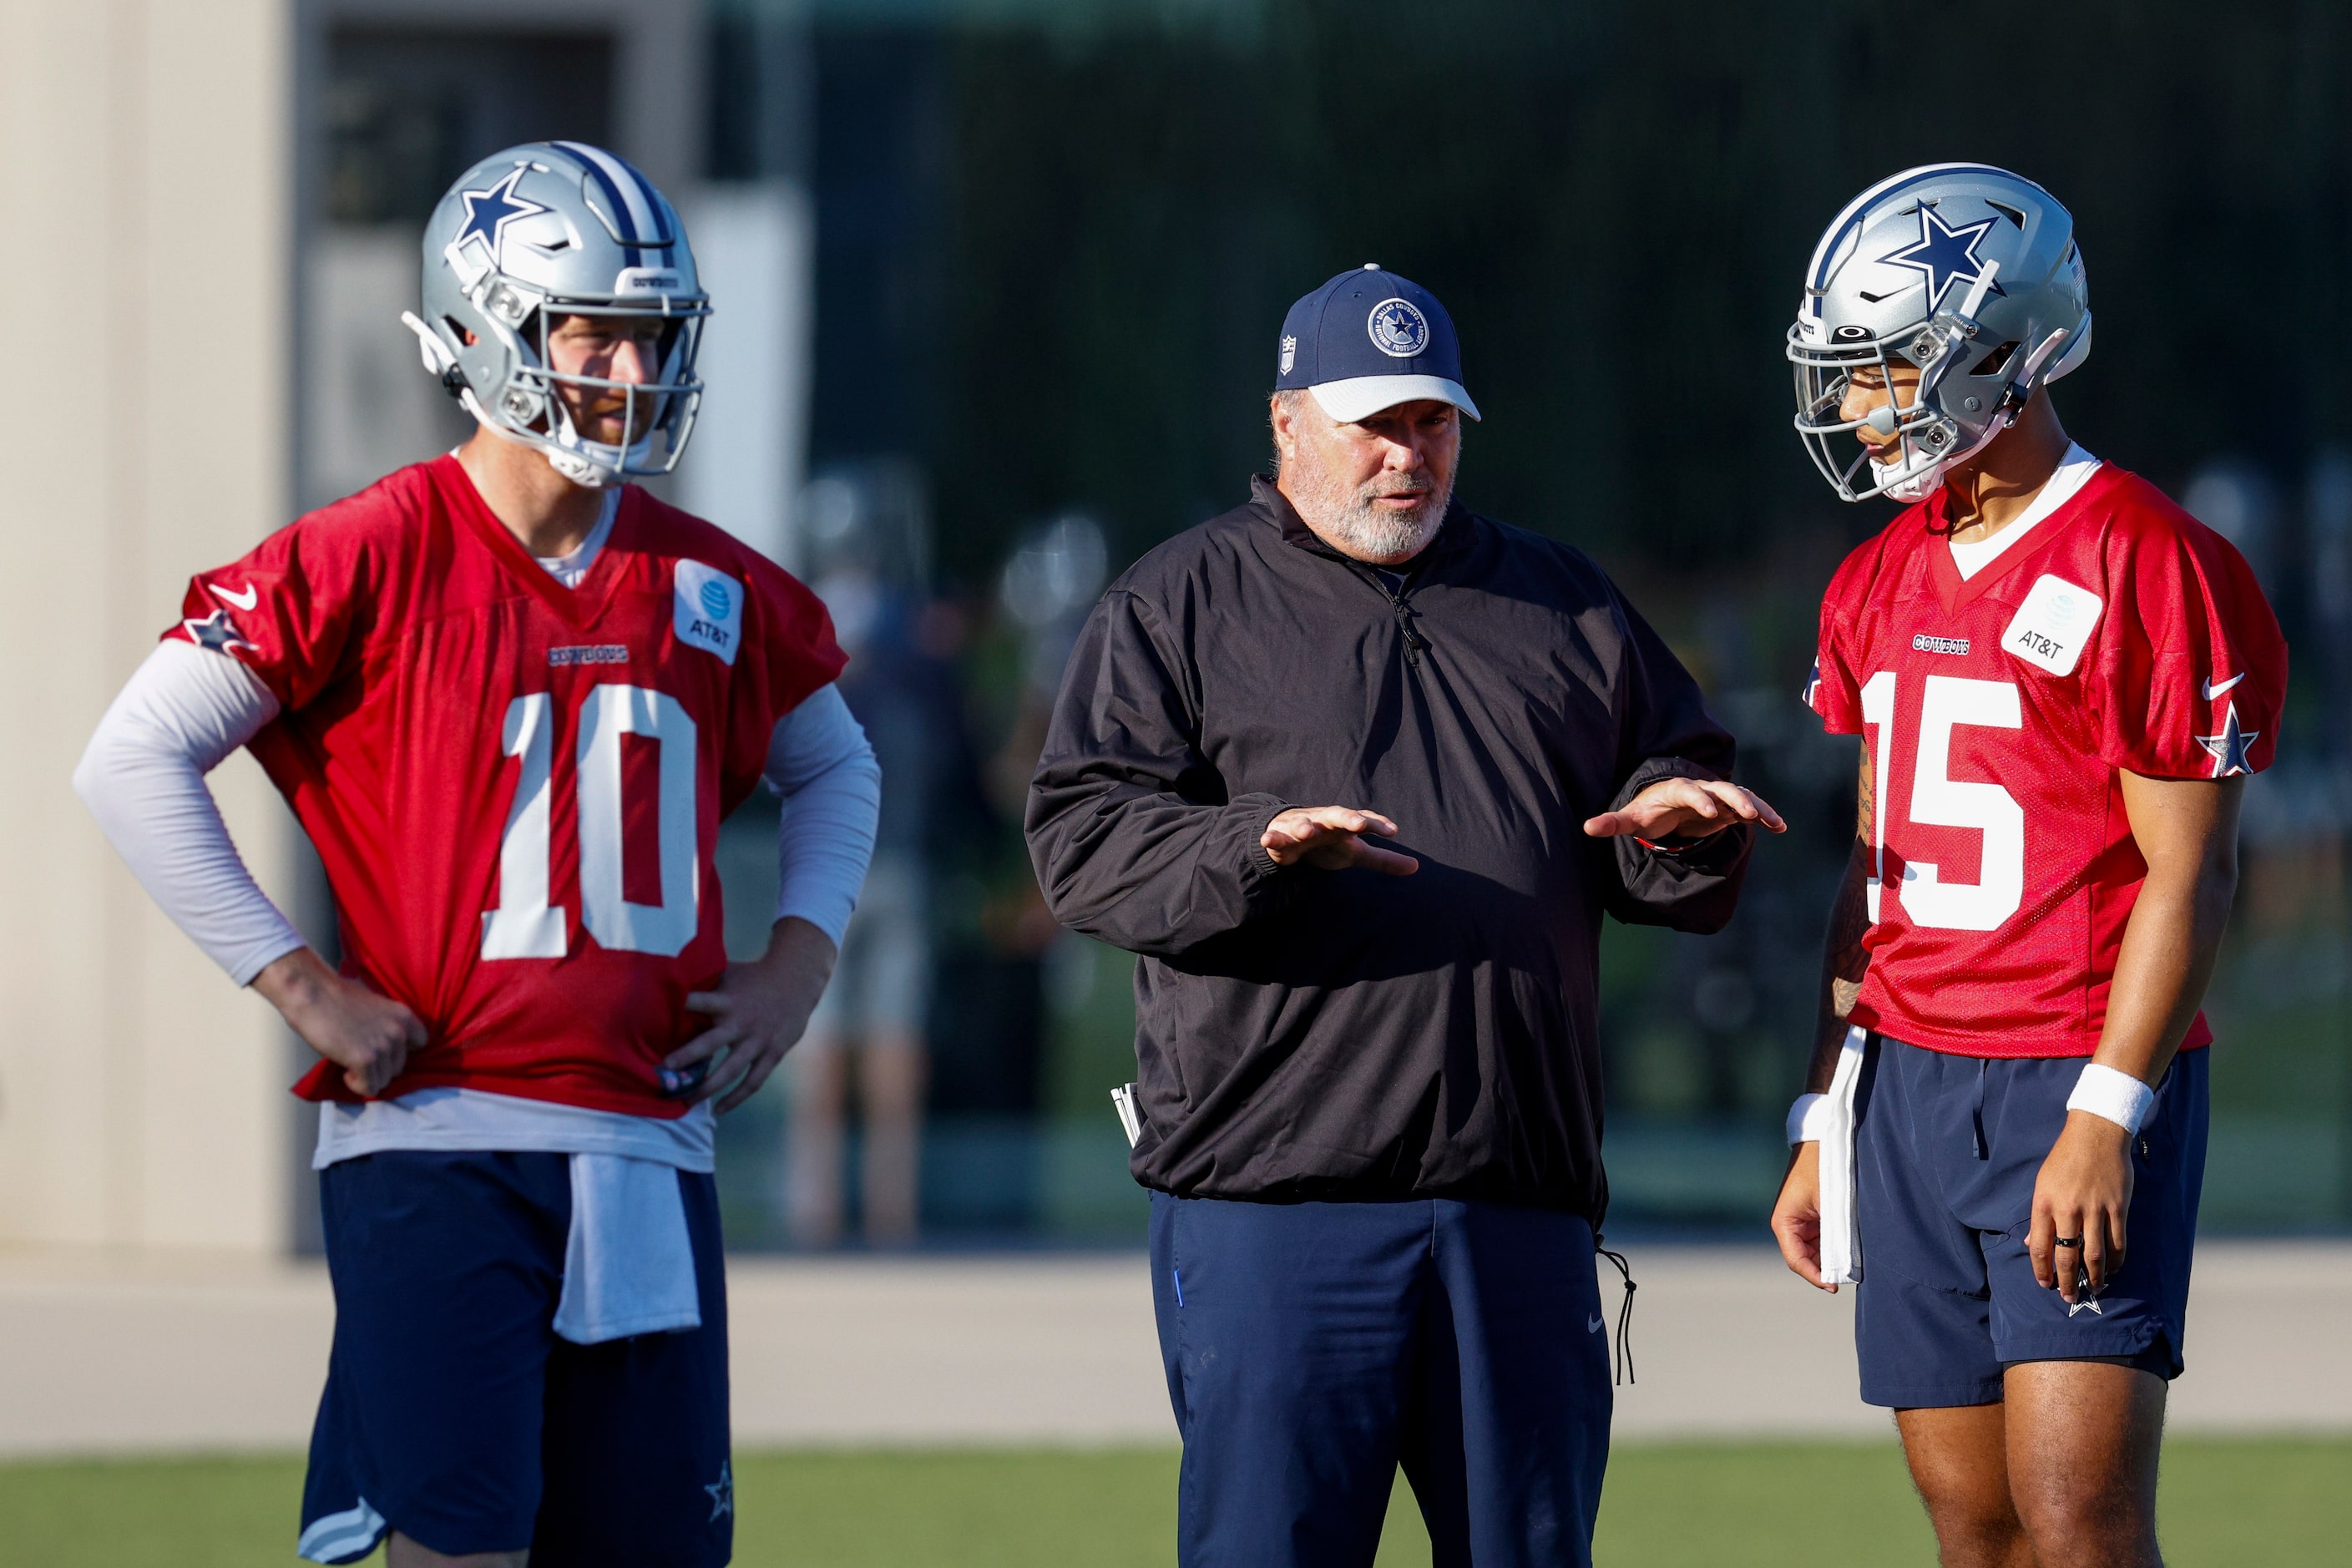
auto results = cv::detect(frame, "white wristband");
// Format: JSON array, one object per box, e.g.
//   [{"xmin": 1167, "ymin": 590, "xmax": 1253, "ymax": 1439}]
[
  {"xmin": 2066, "ymin": 1063, "xmax": 2157, "ymax": 1135},
  {"xmin": 1786, "ymin": 1092, "xmax": 1833, "ymax": 1146}
]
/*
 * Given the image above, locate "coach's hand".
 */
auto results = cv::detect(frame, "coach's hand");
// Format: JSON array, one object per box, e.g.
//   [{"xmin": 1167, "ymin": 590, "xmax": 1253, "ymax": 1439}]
[
  {"xmin": 670, "ymin": 917, "xmax": 838, "ymax": 1114},
  {"xmin": 1583, "ymin": 777, "xmax": 1787, "ymax": 841},
  {"xmin": 253, "ymin": 947, "xmax": 428, "ymax": 1098},
  {"xmin": 1262, "ymin": 807, "xmax": 1419, "ymax": 874},
  {"xmin": 1771, "ymin": 1141, "xmax": 1840, "ymax": 1293},
  {"xmin": 2031, "ymin": 1111, "xmax": 2136, "ymax": 1304}
]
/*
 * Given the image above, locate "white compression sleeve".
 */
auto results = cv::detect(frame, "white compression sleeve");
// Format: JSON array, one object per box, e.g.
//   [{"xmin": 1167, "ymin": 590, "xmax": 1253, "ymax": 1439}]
[
  {"xmin": 73, "ymin": 641, "xmax": 307, "ymax": 985},
  {"xmin": 764, "ymin": 684, "xmax": 881, "ymax": 949}
]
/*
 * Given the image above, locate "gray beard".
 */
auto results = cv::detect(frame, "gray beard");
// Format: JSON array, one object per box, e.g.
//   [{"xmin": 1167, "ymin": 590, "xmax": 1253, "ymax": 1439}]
[{"xmin": 1289, "ymin": 470, "xmax": 1454, "ymax": 564}]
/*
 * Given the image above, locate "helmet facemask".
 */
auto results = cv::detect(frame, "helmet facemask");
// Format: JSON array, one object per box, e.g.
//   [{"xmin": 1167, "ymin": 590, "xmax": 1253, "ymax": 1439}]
[
  {"xmin": 1789, "ymin": 263, "xmax": 2016, "ymax": 504},
  {"xmin": 502, "ymin": 298, "xmax": 705, "ymax": 488},
  {"xmin": 416, "ymin": 282, "xmax": 708, "ymax": 489}
]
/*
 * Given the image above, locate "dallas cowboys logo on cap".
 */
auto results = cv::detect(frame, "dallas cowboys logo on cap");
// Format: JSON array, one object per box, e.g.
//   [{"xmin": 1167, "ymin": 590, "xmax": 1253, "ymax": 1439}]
[
  {"xmin": 1879, "ymin": 203, "xmax": 2003, "ymax": 313},
  {"xmin": 456, "ymin": 164, "xmax": 549, "ymax": 264},
  {"xmin": 1274, "ymin": 264, "xmax": 1480, "ymax": 425},
  {"xmin": 1368, "ymin": 298, "xmax": 1430, "ymax": 358}
]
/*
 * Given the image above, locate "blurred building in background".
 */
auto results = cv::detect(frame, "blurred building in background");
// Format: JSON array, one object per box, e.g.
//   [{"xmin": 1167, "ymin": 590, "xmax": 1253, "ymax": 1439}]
[{"xmin": 8, "ymin": 0, "xmax": 2351, "ymax": 1256}]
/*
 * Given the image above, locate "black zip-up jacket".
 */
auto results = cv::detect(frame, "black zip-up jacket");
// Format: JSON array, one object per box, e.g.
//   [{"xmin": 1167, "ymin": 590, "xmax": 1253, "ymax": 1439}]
[{"xmin": 1025, "ymin": 477, "xmax": 1752, "ymax": 1222}]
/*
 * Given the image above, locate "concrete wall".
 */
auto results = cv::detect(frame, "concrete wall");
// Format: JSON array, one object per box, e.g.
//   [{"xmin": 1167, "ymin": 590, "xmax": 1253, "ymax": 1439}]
[{"xmin": 0, "ymin": 0, "xmax": 301, "ymax": 1252}]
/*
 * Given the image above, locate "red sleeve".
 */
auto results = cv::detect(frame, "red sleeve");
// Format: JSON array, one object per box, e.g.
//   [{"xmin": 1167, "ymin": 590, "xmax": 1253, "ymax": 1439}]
[
  {"xmin": 707, "ymin": 549, "xmax": 847, "ymax": 817},
  {"xmin": 742, "ymin": 552, "xmax": 847, "ymax": 719},
  {"xmin": 162, "ymin": 501, "xmax": 381, "ymax": 711},
  {"xmin": 1806, "ymin": 550, "xmax": 1871, "ymax": 736},
  {"xmin": 2091, "ymin": 510, "xmax": 2287, "ymax": 779}
]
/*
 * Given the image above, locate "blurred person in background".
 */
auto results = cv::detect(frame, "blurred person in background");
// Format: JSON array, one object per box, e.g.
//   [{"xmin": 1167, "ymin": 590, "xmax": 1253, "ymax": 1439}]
[
  {"xmin": 75, "ymin": 144, "xmax": 877, "ymax": 1566},
  {"xmin": 1774, "ymin": 165, "xmax": 2286, "ymax": 1568},
  {"xmin": 790, "ymin": 466, "xmax": 956, "ymax": 1247},
  {"xmin": 1027, "ymin": 266, "xmax": 1785, "ymax": 1568}
]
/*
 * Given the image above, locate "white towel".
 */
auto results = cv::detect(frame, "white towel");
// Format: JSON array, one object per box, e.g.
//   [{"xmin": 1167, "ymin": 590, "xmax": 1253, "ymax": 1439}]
[
  {"xmin": 1815, "ymin": 1026, "xmax": 1870, "ymax": 1286},
  {"xmin": 553, "ymin": 1153, "xmax": 702, "ymax": 1344}
]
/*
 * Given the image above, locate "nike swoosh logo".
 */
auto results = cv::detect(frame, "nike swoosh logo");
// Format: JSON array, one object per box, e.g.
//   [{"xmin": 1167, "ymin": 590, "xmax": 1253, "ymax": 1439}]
[
  {"xmin": 2203, "ymin": 672, "xmax": 2246, "ymax": 699},
  {"xmin": 1587, "ymin": 1314, "xmax": 1605, "ymax": 1333},
  {"xmin": 210, "ymin": 582, "xmax": 259, "ymax": 611}
]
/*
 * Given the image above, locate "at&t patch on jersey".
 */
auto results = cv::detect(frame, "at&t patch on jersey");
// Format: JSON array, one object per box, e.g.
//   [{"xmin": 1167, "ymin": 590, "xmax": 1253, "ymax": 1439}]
[
  {"xmin": 674, "ymin": 560, "xmax": 743, "ymax": 665},
  {"xmin": 2000, "ymin": 574, "xmax": 2104, "ymax": 676}
]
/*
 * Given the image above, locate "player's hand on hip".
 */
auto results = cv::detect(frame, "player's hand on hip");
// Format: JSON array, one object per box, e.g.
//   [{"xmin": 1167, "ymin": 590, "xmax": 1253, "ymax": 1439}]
[
  {"xmin": 2030, "ymin": 1110, "xmax": 2137, "ymax": 1303},
  {"xmin": 1771, "ymin": 1141, "xmax": 1839, "ymax": 1293},
  {"xmin": 1582, "ymin": 777, "xmax": 1788, "ymax": 842},
  {"xmin": 251, "ymin": 947, "xmax": 427, "ymax": 1098},
  {"xmin": 1260, "ymin": 807, "xmax": 1419, "ymax": 875},
  {"xmin": 670, "ymin": 916, "xmax": 838, "ymax": 1114}
]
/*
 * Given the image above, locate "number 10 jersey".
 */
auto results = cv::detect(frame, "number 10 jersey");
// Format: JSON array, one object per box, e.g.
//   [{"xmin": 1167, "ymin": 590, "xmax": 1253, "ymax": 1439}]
[
  {"xmin": 166, "ymin": 455, "xmax": 845, "ymax": 1115},
  {"xmin": 1806, "ymin": 462, "xmax": 2285, "ymax": 1059}
]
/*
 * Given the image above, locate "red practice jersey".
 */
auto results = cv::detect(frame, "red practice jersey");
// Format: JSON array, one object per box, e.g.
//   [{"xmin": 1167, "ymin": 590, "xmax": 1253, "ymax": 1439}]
[
  {"xmin": 1806, "ymin": 463, "xmax": 2285, "ymax": 1059},
  {"xmin": 166, "ymin": 455, "xmax": 845, "ymax": 1115}
]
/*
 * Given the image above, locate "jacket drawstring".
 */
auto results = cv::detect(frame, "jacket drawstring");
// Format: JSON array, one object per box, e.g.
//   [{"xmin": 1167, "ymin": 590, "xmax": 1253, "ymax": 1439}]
[{"xmin": 1596, "ymin": 1237, "xmax": 1636, "ymax": 1385}]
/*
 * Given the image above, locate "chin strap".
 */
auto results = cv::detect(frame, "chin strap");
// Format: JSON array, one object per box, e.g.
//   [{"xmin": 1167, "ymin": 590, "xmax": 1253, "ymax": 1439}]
[{"xmin": 544, "ymin": 445, "xmax": 625, "ymax": 489}]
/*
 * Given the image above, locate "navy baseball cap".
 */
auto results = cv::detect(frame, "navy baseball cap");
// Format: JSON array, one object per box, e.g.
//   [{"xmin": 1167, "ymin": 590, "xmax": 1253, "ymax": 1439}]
[{"xmin": 1274, "ymin": 264, "xmax": 1480, "ymax": 423}]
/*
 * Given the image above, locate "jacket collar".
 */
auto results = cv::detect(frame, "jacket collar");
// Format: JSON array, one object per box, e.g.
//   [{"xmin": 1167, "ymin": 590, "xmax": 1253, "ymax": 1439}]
[{"xmin": 1246, "ymin": 473, "xmax": 1473, "ymax": 574}]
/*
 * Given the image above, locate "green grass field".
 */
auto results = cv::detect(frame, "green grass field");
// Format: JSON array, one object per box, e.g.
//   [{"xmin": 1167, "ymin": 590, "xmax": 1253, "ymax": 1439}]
[{"xmin": 1, "ymin": 1439, "xmax": 2343, "ymax": 1565}]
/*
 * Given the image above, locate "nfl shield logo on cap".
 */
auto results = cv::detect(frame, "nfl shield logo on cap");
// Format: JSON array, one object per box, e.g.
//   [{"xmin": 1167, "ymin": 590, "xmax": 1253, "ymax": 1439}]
[{"xmin": 1274, "ymin": 264, "xmax": 1479, "ymax": 424}]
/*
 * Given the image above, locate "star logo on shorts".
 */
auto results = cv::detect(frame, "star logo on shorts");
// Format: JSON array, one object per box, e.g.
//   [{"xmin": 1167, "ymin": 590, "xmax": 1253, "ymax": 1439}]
[
  {"xmin": 706, "ymin": 1460, "xmax": 734, "ymax": 1522},
  {"xmin": 2066, "ymin": 1292, "xmax": 2105, "ymax": 1318}
]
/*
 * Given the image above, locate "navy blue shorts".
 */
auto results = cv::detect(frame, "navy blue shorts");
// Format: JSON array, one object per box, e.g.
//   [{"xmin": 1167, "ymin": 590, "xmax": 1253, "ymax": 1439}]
[
  {"xmin": 1853, "ymin": 1034, "xmax": 2208, "ymax": 1409},
  {"xmin": 1151, "ymin": 1192, "xmax": 1613, "ymax": 1568},
  {"xmin": 297, "ymin": 1152, "xmax": 732, "ymax": 1566}
]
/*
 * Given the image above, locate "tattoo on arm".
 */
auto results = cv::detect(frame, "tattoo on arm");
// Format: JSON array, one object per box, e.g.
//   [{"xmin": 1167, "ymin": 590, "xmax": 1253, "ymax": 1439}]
[{"xmin": 1807, "ymin": 743, "xmax": 1874, "ymax": 1091}]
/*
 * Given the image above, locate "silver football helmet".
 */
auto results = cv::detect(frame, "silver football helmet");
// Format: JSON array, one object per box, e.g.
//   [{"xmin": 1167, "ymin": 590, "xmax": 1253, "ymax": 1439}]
[
  {"xmin": 402, "ymin": 141, "xmax": 709, "ymax": 488},
  {"xmin": 1788, "ymin": 164, "xmax": 2090, "ymax": 503}
]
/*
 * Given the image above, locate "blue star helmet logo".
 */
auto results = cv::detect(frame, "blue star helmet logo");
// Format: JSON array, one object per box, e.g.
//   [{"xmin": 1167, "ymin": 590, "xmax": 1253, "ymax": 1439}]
[
  {"xmin": 2196, "ymin": 701, "xmax": 2259, "ymax": 777},
  {"xmin": 456, "ymin": 165, "xmax": 550, "ymax": 262},
  {"xmin": 1879, "ymin": 204, "xmax": 2003, "ymax": 314}
]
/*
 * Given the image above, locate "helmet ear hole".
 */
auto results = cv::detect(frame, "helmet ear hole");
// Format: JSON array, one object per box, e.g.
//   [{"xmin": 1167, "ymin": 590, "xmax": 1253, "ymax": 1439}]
[
  {"xmin": 1970, "ymin": 341, "xmax": 2021, "ymax": 378},
  {"xmin": 438, "ymin": 316, "xmax": 478, "ymax": 398}
]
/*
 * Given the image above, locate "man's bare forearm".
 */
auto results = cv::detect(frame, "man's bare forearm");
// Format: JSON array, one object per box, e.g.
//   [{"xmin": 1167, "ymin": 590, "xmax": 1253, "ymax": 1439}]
[
  {"xmin": 1807, "ymin": 842, "xmax": 1871, "ymax": 1091},
  {"xmin": 1804, "ymin": 746, "xmax": 1874, "ymax": 1094},
  {"xmin": 2091, "ymin": 773, "xmax": 2243, "ymax": 1087}
]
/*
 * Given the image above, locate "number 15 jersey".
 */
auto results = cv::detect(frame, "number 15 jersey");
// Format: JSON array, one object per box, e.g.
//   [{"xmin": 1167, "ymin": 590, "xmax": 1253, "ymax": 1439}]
[
  {"xmin": 165, "ymin": 455, "xmax": 846, "ymax": 1115},
  {"xmin": 1805, "ymin": 460, "xmax": 2285, "ymax": 1059}
]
